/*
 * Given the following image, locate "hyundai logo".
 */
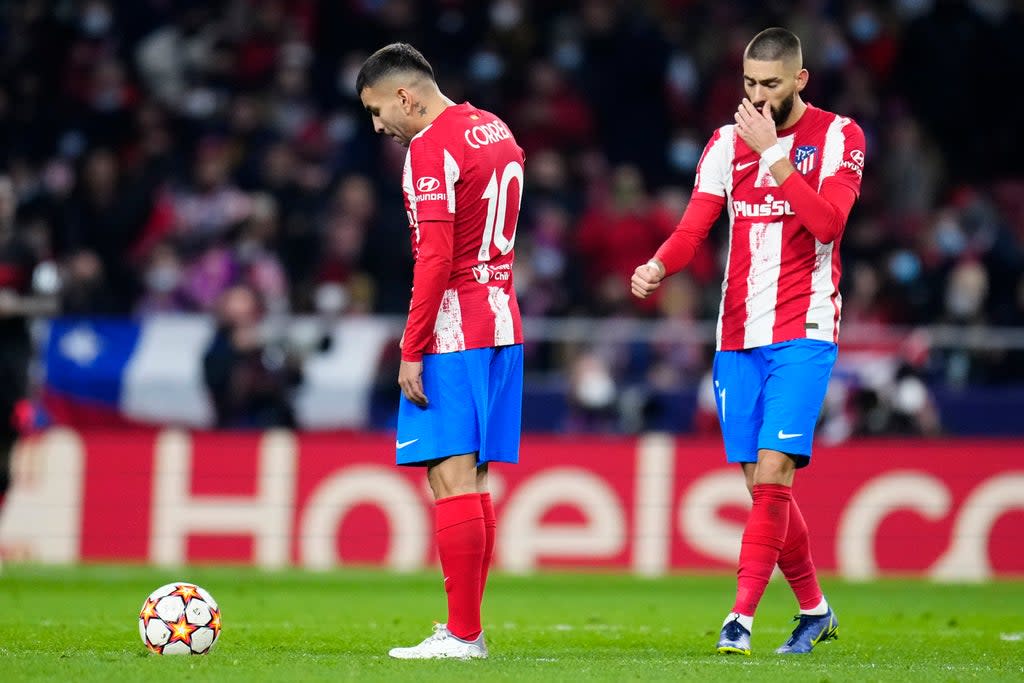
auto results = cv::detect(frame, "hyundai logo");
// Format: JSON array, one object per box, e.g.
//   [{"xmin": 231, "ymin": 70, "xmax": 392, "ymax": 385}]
[{"xmin": 416, "ymin": 176, "xmax": 440, "ymax": 192}]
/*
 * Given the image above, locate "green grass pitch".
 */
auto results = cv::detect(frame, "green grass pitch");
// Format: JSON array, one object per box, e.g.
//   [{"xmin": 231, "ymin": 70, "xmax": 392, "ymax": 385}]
[{"xmin": 1, "ymin": 565, "xmax": 1022, "ymax": 682}]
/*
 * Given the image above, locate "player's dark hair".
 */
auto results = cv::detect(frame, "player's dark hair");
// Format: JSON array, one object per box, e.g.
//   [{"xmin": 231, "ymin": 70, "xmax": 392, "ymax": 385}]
[
  {"xmin": 356, "ymin": 43, "xmax": 435, "ymax": 95},
  {"xmin": 745, "ymin": 27, "xmax": 802, "ymax": 64}
]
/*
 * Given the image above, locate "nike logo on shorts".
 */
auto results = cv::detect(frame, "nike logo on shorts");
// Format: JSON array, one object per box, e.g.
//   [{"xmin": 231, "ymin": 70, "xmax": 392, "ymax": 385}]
[
  {"xmin": 777, "ymin": 430, "xmax": 804, "ymax": 440},
  {"xmin": 396, "ymin": 439, "xmax": 419, "ymax": 449}
]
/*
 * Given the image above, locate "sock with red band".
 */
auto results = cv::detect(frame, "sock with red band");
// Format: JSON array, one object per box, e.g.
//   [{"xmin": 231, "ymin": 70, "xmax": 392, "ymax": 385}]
[
  {"xmin": 777, "ymin": 496, "xmax": 824, "ymax": 611},
  {"xmin": 732, "ymin": 483, "xmax": 792, "ymax": 617},
  {"xmin": 435, "ymin": 493, "xmax": 485, "ymax": 641},
  {"xmin": 479, "ymin": 492, "xmax": 496, "ymax": 604}
]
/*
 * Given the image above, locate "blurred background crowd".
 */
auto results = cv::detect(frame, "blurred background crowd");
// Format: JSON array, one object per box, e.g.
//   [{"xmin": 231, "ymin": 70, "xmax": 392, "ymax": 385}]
[{"xmin": 1, "ymin": 0, "xmax": 1022, "ymax": 435}]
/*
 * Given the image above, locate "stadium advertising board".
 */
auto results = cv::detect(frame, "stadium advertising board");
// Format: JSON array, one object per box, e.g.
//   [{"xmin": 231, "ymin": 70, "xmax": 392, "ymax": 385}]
[{"xmin": 2, "ymin": 429, "xmax": 1021, "ymax": 579}]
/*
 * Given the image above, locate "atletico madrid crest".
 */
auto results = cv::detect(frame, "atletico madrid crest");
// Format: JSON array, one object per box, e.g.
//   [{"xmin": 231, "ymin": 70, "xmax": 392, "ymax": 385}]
[{"xmin": 794, "ymin": 145, "xmax": 817, "ymax": 174}]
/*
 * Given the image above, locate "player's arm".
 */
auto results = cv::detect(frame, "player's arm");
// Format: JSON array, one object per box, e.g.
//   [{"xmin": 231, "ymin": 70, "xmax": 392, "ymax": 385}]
[
  {"xmin": 399, "ymin": 218, "xmax": 453, "ymax": 406},
  {"xmin": 780, "ymin": 119, "xmax": 866, "ymax": 244},
  {"xmin": 398, "ymin": 136, "xmax": 459, "ymax": 406},
  {"xmin": 631, "ymin": 193, "xmax": 723, "ymax": 299},
  {"xmin": 403, "ymin": 219, "xmax": 454, "ymax": 363},
  {"xmin": 777, "ymin": 175, "xmax": 857, "ymax": 244}
]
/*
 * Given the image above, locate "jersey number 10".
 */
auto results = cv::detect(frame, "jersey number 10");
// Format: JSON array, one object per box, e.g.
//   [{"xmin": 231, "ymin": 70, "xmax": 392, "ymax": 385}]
[{"xmin": 478, "ymin": 160, "xmax": 524, "ymax": 261}]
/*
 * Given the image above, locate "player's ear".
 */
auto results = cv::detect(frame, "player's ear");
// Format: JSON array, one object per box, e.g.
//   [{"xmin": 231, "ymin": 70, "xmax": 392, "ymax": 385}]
[
  {"xmin": 396, "ymin": 87, "xmax": 413, "ymax": 113},
  {"xmin": 795, "ymin": 68, "xmax": 809, "ymax": 92}
]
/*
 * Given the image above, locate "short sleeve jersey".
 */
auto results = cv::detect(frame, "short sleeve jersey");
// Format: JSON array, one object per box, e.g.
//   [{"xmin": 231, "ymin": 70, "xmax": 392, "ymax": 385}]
[
  {"xmin": 693, "ymin": 104, "xmax": 866, "ymax": 350},
  {"xmin": 402, "ymin": 102, "xmax": 525, "ymax": 355}
]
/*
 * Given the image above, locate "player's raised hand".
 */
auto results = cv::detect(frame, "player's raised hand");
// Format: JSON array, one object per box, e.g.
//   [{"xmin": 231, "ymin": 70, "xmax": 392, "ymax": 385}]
[
  {"xmin": 631, "ymin": 260, "xmax": 665, "ymax": 299},
  {"xmin": 733, "ymin": 98, "xmax": 777, "ymax": 154}
]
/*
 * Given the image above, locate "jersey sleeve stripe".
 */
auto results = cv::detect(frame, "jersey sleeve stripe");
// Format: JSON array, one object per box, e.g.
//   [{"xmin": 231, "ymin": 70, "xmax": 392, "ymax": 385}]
[
  {"xmin": 817, "ymin": 115, "xmax": 849, "ymax": 191},
  {"xmin": 402, "ymin": 153, "xmax": 417, "ymax": 226},
  {"xmin": 443, "ymin": 149, "xmax": 459, "ymax": 215},
  {"xmin": 694, "ymin": 126, "xmax": 735, "ymax": 197}
]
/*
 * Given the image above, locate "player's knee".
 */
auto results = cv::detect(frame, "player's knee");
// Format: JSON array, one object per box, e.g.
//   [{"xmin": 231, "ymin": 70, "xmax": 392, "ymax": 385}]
[
  {"xmin": 427, "ymin": 454, "xmax": 478, "ymax": 499},
  {"xmin": 754, "ymin": 449, "xmax": 797, "ymax": 485}
]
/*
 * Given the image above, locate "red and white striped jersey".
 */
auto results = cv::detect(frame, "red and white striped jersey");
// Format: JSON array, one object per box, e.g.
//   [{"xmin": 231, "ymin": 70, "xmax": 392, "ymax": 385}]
[
  {"xmin": 693, "ymin": 104, "xmax": 865, "ymax": 350},
  {"xmin": 402, "ymin": 102, "xmax": 525, "ymax": 357}
]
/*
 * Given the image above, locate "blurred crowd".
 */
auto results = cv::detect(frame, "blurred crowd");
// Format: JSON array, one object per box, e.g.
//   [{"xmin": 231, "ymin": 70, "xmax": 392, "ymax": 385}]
[{"xmin": 1, "ymin": 0, "xmax": 1022, "ymax": 433}]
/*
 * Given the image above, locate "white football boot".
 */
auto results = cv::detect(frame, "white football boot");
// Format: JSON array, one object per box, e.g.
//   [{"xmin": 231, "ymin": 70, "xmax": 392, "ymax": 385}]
[{"xmin": 388, "ymin": 623, "xmax": 488, "ymax": 659}]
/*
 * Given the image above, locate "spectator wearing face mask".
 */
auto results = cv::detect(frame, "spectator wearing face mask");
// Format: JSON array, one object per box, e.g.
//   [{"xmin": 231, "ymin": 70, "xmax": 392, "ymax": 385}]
[
  {"xmin": 135, "ymin": 241, "xmax": 186, "ymax": 315},
  {"xmin": 202, "ymin": 284, "xmax": 301, "ymax": 429}
]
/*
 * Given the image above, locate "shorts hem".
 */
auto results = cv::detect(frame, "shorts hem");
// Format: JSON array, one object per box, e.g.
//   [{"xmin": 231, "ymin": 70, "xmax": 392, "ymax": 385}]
[
  {"xmin": 397, "ymin": 445, "xmax": 480, "ymax": 467},
  {"xmin": 726, "ymin": 450, "xmax": 812, "ymax": 469},
  {"xmin": 477, "ymin": 454, "xmax": 519, "ymax": 465},
  {"xmin": 725, "ymin": 453, "xmax": 758, "ymax": 464}
]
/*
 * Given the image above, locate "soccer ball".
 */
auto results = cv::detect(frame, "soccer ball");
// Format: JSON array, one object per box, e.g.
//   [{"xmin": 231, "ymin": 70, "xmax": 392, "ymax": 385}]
[{"xmin": 138, "ymin": 582, "xmax": 222, "ymax": 655}]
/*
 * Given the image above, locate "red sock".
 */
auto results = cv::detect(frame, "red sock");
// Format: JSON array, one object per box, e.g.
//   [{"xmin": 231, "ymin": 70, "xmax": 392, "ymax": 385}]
[
  {"xmin": 732, "ymin": 483, "xmax": 792, "ymax": 616},
  {"xmin": 777, "ymin": 496, "xmax": 823, "ymax": 610},
  {"xmin": 479, "ymin": 492, "xmax": 496, "ymax": 604},
  {"xmin": 435, "ymin": 493, "xmax": 485, "ymax": 641}
]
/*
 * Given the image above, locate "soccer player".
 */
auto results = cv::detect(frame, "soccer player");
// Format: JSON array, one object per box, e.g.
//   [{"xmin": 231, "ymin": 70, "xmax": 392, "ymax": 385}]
[
  {"xmin": 631, "ymin": 28, "xmax": 865, "ymax": 655},
  {"xmin": 357, "ymin": 43, "xmax": 525, "ymax": 660}
]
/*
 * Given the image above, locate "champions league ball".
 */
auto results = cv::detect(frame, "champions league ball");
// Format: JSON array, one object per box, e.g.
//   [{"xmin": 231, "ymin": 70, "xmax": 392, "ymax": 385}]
[{"xmin": 139, "ymin": 582, "xmax": 222, "ymax": 655}]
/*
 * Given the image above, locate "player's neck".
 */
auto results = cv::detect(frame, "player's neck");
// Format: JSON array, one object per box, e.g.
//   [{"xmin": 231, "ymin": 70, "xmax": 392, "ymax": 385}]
[
  {"xmin": 778, "ymin": 98, "xmax": 808, "ymax": 131},
  {"xmin": 413, "ymin": 93, "xmax": 456, "ymax": 132}
]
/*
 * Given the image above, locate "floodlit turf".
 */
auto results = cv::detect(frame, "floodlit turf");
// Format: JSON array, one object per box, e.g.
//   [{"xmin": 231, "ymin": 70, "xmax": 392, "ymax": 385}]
[{"xmin": 1, "ymin": 565, "xmax": 1022, "ymax": 682}]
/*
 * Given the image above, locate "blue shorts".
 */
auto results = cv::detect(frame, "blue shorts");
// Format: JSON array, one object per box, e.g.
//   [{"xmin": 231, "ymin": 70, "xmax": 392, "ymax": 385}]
[
  {"xmin": 396, "ymin": 345, "xmax": 523, "ymax": 466},
  {"xmin": 712, "ymin": 338, "xmax": 837, "ymax": 468}
]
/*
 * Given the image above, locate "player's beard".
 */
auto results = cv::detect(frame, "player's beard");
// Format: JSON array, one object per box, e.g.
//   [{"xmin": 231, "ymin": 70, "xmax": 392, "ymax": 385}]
[{"xmin": 767, "ymin": 91, "xmax": 795, "ymax": 127}]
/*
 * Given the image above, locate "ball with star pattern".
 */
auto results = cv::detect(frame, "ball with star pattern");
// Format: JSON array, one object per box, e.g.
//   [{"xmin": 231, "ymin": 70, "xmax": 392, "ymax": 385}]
[{"xmin": 139, "ymin": 582, "xmax": 222, "ymax": 655}]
